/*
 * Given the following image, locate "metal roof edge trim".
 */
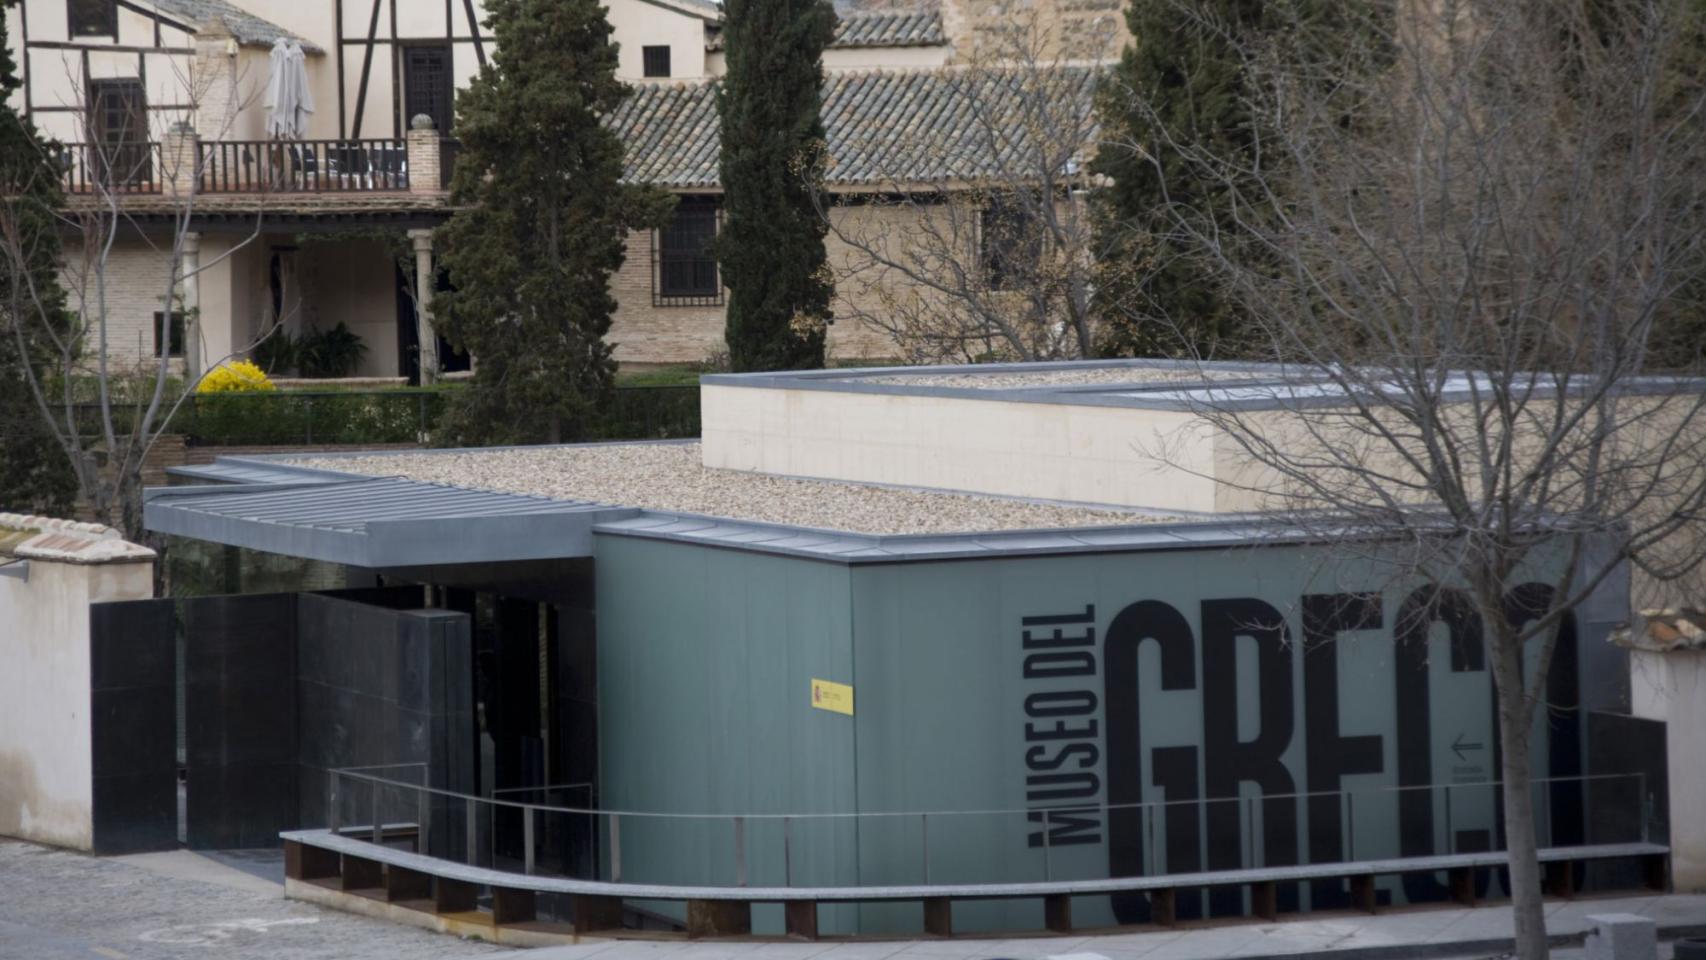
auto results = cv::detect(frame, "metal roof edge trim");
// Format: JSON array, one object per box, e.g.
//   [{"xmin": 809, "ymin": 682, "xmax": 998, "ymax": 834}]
[
  {"xmin": 144, "ymin": 495, "xmax": 373, "ymax": 566},
  {"xmin": 698, "ymin": 360, "xmax": 1302, "ymax": 411},
  {"xmin": 700, "ymin": 362, "xmax": 1706, "ymax": 412},
  {"xmin": 364, "ymin": 507, "xmax": 642, "ymax": 567},
  {"xmin": 590, "ymin": 510, "xmax": 1340, "ymax": 565},
  {"xmin": 144, "ymin": 478, "xmax": 367, "ymax": 501}
]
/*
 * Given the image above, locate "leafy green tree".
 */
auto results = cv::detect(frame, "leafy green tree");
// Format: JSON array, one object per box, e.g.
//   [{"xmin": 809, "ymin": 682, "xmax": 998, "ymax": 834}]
[
  {"xmin": 1092, "ymin": 0, "xmax": 1383, "ymax": 357},
  {"xmin": 434, "ymin": 0, "xmax": 670, "ymax": 444},
  {"xmin": 714, "ymin": 0, "xmax": 836, "ymax": 371},
  {"xmin": 0, "ymin": 1, "xmax": 76, "ymax": 515}
]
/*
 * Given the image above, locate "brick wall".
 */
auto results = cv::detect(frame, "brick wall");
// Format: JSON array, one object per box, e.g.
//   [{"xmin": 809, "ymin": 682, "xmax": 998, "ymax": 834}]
[{"xmin": 60, "ymin": 235, "xmax": 181, "ymax": 370}]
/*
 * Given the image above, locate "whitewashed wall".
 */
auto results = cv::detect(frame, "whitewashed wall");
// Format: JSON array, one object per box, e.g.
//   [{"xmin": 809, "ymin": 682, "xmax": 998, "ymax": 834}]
[{"xmin": 0, "ymin": 556, "xmax": 154, "ymax": 850}]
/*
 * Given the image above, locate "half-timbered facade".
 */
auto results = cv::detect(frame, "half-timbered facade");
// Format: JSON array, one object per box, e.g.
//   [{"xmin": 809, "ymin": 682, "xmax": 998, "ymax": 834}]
[{"xmin": 5, "ymin": 0, "xmax": 1118, "ymax": 378}]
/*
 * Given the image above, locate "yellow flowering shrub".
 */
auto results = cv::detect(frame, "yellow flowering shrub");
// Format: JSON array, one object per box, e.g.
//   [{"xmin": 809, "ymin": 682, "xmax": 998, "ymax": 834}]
[{"xmin": 197, "ymin": 360, "xmax": 276, "ymax": 394}]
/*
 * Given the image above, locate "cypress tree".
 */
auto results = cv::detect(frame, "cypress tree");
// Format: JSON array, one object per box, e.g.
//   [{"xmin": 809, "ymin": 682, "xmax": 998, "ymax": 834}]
[
  {"xmin": 1092, "ymin": 0, "xmax": 1265, "ymax": 358},
  {"xmin": 0, "ymin": 0, "xmax": 76, "ymax": 514},
  {"xmin": 714, "ymin": 0, "xmax": 836, "ymax": 371},
  {"xmin": 434, "ymin": 0, "xmax": 670, "ymax": 444},
  {"xmin": 1093, "ymin": 1, "xmax": 1382, "ymax": 357}
]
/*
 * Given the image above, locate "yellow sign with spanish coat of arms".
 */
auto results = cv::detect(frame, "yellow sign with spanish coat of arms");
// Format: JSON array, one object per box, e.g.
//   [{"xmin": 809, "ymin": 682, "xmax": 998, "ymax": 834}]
[{"xmin": 810, "ymin": 678, "xmax": 854, "ymax": 715}]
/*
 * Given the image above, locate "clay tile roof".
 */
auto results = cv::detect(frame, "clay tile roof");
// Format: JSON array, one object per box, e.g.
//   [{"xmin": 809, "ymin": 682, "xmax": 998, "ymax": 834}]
[
  {"xmin": 1614, "ymin": 609, "xmax": 1706, "ymax": 651},
  {"xmin": 0, "ymin": 513, "xmax": 155, "ymax": 563},
  {"xmin": 833, "ymin": 10, "xmax": 945, "ymax": 47},
  {"xmin": 150, "ymin": 0, "xmax": 324, "ymax": 52},
  {"xmin": 608, "ymin": 65, "xmax": 1100, "ymax": 188},
  {"xmin": 707, "ymin": 10, "xmax": 945, "ymax": 50}
]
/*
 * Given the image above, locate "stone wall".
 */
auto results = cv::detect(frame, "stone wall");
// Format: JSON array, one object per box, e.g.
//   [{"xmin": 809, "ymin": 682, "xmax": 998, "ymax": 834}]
[
  {"xmin": 940, "ymin": 0, "xmax": 1128, "ymax": 63},
  {"xmin": 609, "ymin": 204, "xmax": 916, "ymax": 366}
]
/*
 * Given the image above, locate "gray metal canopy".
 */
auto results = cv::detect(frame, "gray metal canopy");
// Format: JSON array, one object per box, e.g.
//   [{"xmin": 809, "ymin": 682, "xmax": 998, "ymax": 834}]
[{"xmin": 144, "ymin": 475, "xmax": 636, "ymax": 568}]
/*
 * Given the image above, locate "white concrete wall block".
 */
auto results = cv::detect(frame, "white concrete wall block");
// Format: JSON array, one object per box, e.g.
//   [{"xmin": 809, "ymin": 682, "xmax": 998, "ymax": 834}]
[
  {"xmin": 1584, "ymin": 913, "xmax": 1657, "ymax": 960},
  {"xmin": 1631, "ymin": 647, "xmax": 1706, "ymax": 891},
  {"xmin": 702, "ymin": 386, "xmax": 1229, "ymax": 512}
]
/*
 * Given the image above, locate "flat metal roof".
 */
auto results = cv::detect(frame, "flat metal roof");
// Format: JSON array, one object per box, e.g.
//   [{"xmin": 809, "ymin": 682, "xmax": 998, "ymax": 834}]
[
  {"xmin": 144, "ymin": 475, "xmax": 637, "ymax": 567},
  {"xmin": 145, "ymin": 450, "xmax": 1338, "ymax": 567},
  {"xmin": 701, "ymin": 359, "xmax": 1706, "ymax": 412}
]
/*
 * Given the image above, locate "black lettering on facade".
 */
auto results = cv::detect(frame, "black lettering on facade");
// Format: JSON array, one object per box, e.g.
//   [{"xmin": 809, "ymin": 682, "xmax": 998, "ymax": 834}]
[
  {"xmin": 1202, "ymin": 597, "xmax": 1300, "ymax": 916},
  {"xmin": 1104, "ymin": 599, "xmax": 1197, "ymax": 924},
  {"xmin": 1023, "ymin": 606, "xmax": 1102, "ymax": 851}
]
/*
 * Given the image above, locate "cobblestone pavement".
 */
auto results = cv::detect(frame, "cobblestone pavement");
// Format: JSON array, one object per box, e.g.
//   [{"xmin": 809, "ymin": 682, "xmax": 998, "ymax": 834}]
[{"xmin": 0, "ymin": 839, "xmax": 505, "ymax": 960}]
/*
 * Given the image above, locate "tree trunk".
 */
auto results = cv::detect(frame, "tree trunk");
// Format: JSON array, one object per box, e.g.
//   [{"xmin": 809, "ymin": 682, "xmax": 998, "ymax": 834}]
[{"xmin": 1493, "ymin": 638, "xmax": 1548, "ymax": 960}]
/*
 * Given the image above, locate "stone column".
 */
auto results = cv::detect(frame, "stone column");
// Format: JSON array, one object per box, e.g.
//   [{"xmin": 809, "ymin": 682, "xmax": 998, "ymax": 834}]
[
  {"xmin": 162, "ymin": 122, "xmax": 200, "ymax": 197},
  {"xmin": 180, "ymin": 232, "xmax": 203, "ymax": 379},
  {"xmin": 408, "ymin": 228, "xmax": 439, "ymax": 385},
  {"xmin": 405, "ymin": 117, "xmax": 443, "ymax": 195},
  {"xmin": 192, "ymin": 19, "xmax": 240, "ymax": 141}
]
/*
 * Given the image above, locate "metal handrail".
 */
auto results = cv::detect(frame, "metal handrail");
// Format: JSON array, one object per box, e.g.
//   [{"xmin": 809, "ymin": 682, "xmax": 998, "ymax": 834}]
[
  {"xmin": 330, "ymin": 766, "xmax": 1650, "ymax": 889},
  {"xmin": 331, "ymin": 767, "xmax": 1641, "ymax": 821}
]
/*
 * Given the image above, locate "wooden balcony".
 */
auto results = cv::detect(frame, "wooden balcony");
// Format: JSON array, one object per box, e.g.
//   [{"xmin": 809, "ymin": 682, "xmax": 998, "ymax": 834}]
[{"xmin": 57, "ymin": 138, "xmax": 432, "ymax": 196}]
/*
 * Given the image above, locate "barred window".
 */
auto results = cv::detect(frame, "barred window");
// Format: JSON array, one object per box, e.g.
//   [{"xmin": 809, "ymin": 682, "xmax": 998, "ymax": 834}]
[
  {"xmin": 652, "ymin": 198, "xmax": 722, "ymax": 306},
  {"xmin": 642, "ymin": 46, "xmax": 672, "ymax": 78},
  {"xmin": 68, "ymin": 0, "xmax": 117, "ymax": 36},
  {"xmin": 981, "ymin": 196, "xmax": 1043, "ymax": 291}
]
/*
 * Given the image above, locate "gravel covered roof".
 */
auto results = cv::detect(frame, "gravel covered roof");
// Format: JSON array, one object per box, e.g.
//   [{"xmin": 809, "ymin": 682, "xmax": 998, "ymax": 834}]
[
  {"xmin": 294, "ymin": 442, "xmax": 1172, "ymax": 535},
  {"xmin": 611, "ymin": 66, "xmax": 1099, "ymax": 188}
]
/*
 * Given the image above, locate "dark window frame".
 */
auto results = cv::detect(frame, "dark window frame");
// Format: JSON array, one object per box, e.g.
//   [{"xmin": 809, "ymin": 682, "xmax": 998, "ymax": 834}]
[
  {"xmin": 87, "ymin": 78, "xmax": 153, "ymax": 186},
  {"xmin": 68, "ymin": 0, "xmax": 118, "ymax": 37},
  {"xmin": 652, "ymin": 197, "xmax": 723, "ymax": 306},
  {"xmin": 153, "ymin": 310, "xmax": 185, "ymax": 358},
  {"xmin": 980, "ymin": 195, "xmax": 1043, "ymax": 291},
  {"xmin": 642, "ymin": 45, "xmax": 672, "ymax": 79}
]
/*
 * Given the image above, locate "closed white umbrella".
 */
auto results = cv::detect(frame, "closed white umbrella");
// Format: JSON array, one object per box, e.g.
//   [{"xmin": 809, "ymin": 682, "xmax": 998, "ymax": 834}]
[
  {"xmin": 285, "ymin": 40, "xmax": 314, "ymax": 137},
  {"xmin": 264, "ymin": 39, "xmax": 314, "ymax": 139},
  {"xmin": 264, "ymin": 38, "xmax": 296, "ymax": 138}
]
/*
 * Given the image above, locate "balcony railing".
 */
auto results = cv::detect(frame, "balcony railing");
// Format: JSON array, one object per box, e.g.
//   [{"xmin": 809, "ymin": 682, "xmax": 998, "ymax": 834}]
[
  {"xmin": 57, "ymin": 142, "xmax": 164, "ymax": 194},
  {"xmin": 199, "ymin": 139, "xmax": 409, "ymax": 193},
  {"xmin": 55, "ymin": 139, "xmax": 411, "ymax": 195}
]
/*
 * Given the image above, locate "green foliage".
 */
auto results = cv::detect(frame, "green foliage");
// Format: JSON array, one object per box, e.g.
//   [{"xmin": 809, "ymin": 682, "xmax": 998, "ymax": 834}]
[
  {"xmin": 178, "ymin": 385, "xmax": 699, "ymax": 445},
  {"xmin": 187, "ymin": 390, "xmax": 447, "ymax": 445},
  {"xmin": 713, "ymin": 0, "xmax": 835, "ymax": 371},
  {"xmin": 296, "ymin": 322, "xmax": 369, "ymax": 378},
  {"xmin": 250, "ymin": 323, "xmax": 368, "ymax": 378},
  {"xmin": 0, "ymin": 0, "xmax": 77, "ymax": 514},
  {"xmin": 251, "ymin": 323, "xmax": 299, "ymax": 375},
  {"xmin": 433, "ymin": 0, "xmax": 672, "ymax": 445},
  {"xmin": 1092, "ymin": 0, "xmax": 1383, "ymax": 358}
]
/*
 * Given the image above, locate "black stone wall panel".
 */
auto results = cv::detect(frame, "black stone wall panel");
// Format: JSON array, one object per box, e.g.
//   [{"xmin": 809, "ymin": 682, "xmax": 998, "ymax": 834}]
[
  {"xmin": 89, "ymin": 598, "xmax": 177, "ymax": 854},
  {"xmin": 183, "ymin": 592, "xmax": 299, "ymax": 849},
  {"xmin": 1584, "ymin": 710, "xmax": 1668, "ymax": 891},
  {"xmin": 295, "ymin": 594, "xmax": 473, "ymax": 832}
]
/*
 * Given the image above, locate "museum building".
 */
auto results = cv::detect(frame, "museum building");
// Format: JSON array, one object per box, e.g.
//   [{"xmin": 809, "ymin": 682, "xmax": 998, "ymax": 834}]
[{"xmin": 58, "ymin": 360, "xmax": 1681, "ymax": 936}]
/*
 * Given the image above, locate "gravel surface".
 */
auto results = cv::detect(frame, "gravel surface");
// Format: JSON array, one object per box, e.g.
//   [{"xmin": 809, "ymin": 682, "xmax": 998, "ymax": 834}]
[
  {"xmin": 297, "ymin": 442, "xmax": 1170, "ymax": 535},
  {"xmin": 855, "ymin": 366, "xmax": 1267, "ymax": 390},
  {"xmin": 0, "ymin": 839, "xmax": 504, "ymax": 960}
]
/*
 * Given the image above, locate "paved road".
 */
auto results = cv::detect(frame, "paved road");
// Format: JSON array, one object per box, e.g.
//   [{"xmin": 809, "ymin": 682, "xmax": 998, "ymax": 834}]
[
  {"xmin": 0, "ymin": 839, "xmax": 504, "ymax": 960},
  {"xmin": 5, "ymin": 838, "xmax": 1704, "ymax": 960}
]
